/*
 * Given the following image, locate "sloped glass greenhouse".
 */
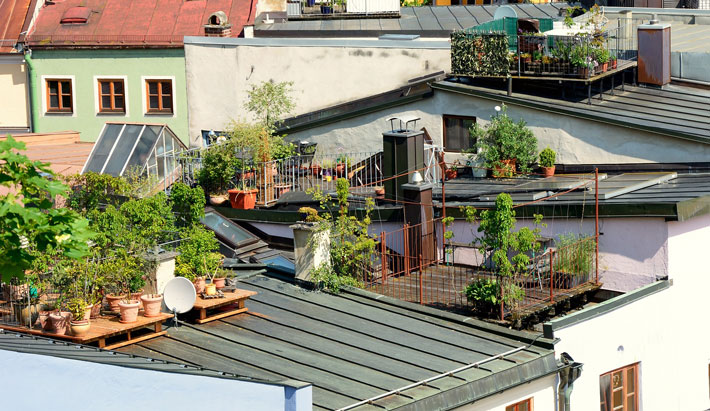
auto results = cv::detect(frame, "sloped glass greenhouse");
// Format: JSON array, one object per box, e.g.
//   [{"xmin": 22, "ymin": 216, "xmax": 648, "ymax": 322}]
[{"xmin": 82, "ymin": 123, "xmax": 186, "ymax": 182}]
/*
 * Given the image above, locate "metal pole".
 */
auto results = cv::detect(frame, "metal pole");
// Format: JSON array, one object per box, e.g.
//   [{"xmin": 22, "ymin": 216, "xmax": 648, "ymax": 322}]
[
  {"xmin": 419, "ymin": 253, "xmax": 424, "ymax": 305},
  {"xmin": 595, "ymin": 168, "xmax": 599, "ymax": 285},
  {"xmin": 500, "ymin": 278, "xmax": 504, "ymax": 322},
  {"xmin": 549, "ymin": 250, "xmax": 554, "ymax": 303},
  {"xmin": 441, "ymin": 156, "xmax": 446, "ymax": 264},
  {"xmin": 381, "ymin": 231, "xmax": 387, "ymax": 286},
  {"xmin": 404, "ymin": 224, "xmax": 410, "ymax": 278}
]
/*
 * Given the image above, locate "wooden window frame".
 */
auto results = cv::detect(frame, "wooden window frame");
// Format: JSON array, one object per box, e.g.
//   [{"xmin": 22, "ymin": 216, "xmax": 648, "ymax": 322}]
[
  {"xmin": 145, "ymin": 79, "xmax": 173, "ymax": 114},
  {"xmin": 600, "ymin": 363, "xmax": 639, "ymax": 411},
  {"xmin": 442, "ymin": 114, "xmax": 476, "ymax": 153},
  {"xmin": 97, "ymin": 79, "xmax": 126, "ymax": 113},
  {"xmin": 46, "ymin": 79, "xmax": 73, "ymax": 113},
  {"xmin": 506, "ymin": 397, "xmax": 533, "ymax": 411}
]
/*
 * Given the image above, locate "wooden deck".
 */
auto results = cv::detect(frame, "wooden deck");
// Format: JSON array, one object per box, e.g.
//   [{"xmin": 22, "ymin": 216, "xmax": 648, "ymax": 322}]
[
  {"xmin": 0, "ymin": 312, "xmax": 171, "ymax": 349},
  {"xmin": 191, "ymin": 289, "xmax": 257, "ymax": 324}
]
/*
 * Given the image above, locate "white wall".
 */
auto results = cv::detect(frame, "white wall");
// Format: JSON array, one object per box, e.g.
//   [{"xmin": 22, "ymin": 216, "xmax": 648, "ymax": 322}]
[
  {"xmin": 550, "ymin": 213, "xmax": 710, "ymax": 410},
  {"xmin": 445, "ymin": 217, "xmax": 668, "ymax": 293},
  {"xmin": 0, "ymin": 56, "xmax": 30, "ymax": 131},
  {"xmin": 184, "ymin": 37, "xmax": 451, "ymax": 146},
  {"xmin": 286, "ymin": 88, "xmax": 710, "ymax": 165},
  {"xmin": 0, "ymin": 348, "xmax": 312, "ymax": 411},
  {"xmin": 455, "ymin": 374, "xmax": 558, "ymax": 411}
]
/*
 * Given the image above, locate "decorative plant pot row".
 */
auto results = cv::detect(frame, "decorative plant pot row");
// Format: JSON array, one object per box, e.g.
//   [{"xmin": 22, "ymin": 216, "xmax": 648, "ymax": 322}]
[{"xmin": 193, "ymin": 277, "xmax": 227, "ymax": 295}]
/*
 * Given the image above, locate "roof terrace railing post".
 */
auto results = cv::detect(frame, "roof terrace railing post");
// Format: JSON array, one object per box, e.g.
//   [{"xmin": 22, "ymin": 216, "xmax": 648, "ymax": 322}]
[
  {"xmin": 419, "ymin": 253, "xmax": 424, "ymax": 305},
  {"xmin": 595, "ymin": 168, "xmax": 599, "ymax": 285},
  {"xmin": 500, "ymin": 277, "xmax": 504, "ymax": 322},
  {"xmin": 381, "ymin": 231, "xmax": 387, "ymax": 287},
  {"xmin": 549, "ymin": 250, "xmax": 554, "ymax": 303},
  {"xmin": 404, "ymin": 224, "xmax": 410, "ymax": 278}
]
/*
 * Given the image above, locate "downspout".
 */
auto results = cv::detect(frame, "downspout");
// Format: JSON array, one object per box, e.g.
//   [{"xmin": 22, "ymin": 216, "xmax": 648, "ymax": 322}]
[
  {"xmin": 23, "ymin": 49, "xmax": 35, "ymax": 132},
  {"xmin": 557, "ymin": 353, "xmax": 583, "ymax": 411}
]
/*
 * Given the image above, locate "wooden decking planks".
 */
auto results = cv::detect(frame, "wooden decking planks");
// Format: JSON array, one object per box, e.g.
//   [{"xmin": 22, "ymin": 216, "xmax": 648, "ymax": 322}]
[{"xmin": 192, "ymin": 289, "xmax": 257, "ymax": 323}]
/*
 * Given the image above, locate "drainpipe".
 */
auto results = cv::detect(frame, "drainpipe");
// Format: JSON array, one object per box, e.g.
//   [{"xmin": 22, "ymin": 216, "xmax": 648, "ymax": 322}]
[
  {"xmin": 557, "ymin": 353, "xmax": 583, "ymax": 411},
  {"xmin": 23, "ymin": 49, "xmax": 35, "ymax": 132}
]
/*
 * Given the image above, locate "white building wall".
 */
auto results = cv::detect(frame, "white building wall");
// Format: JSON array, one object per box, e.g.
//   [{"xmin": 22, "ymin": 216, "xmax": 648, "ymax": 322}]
[
  {"xmin": 549, "ymin": 213, "xmax": 710, "ymax": 410},
  {"xmin": 454, "ymin": 374, "xmax": 558, "ymax": 411},
  {"xmin": 0, "ymin": 348, "xmax": 312, "ymax": 411},
  {"xmin": 0, "ymin": 56, "xmax": 30, "ymax": 131}
]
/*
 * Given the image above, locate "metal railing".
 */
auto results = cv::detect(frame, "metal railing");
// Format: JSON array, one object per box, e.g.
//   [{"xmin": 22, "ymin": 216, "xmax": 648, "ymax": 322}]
[{"xmin": 25, "ymin": 34, "xmax": 185, "ymax": 45}]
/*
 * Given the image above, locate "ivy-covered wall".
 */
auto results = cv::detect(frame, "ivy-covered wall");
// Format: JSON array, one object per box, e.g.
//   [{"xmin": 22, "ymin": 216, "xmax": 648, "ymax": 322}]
[{"xmin": 450, "ymin": 32, "xmax": 510, "ymax": 77}]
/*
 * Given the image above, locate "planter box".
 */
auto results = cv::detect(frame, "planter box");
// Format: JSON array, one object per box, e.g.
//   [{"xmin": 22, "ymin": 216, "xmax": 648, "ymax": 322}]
[{"xmin": 228, "ymin": 189, "xmax": 257, "ymax": 209}]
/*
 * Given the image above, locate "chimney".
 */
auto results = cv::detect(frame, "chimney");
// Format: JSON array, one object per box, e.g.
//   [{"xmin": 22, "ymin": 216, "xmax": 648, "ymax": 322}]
[
  {"xmin": 204, "ymin": 11, "xmax": 232, "ymax": 37},
  {"xmin": 637, "ymin": 19, "xmax": 671, "ymax": 87}
]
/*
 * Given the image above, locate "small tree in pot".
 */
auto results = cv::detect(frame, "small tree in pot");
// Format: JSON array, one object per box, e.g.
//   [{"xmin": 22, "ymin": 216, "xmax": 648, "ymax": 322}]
[
  {"xmin": 539, "ymin": 147, "xmax": 556, "ymax": 177},
  {"xmin": 468, "ymin": 105, "xmax": 538, "ymax": 178},
  {"xmin": 175, "ymin": 225, "xmax": 222, "ymax": 295},
  {"xmin": 67, "ymin": 297, "xmax": 90, "ymax": 337}
]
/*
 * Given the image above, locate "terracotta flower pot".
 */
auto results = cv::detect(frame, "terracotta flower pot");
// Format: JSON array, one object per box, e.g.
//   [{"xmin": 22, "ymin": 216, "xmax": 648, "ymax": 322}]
[
  {"xmin": 83, "ymin": 304, "xmax": 93, "ymax": 321},
  {"xmin": 90, "ymin": 302, "xmax": 102, "ymax": 319},
  {"xmin": 47, "ymin": 312, "xmax": 71, "ymax": 335},
  {"xmin": 118, "ymin": 300, "xmax": 140, "ymax": 324},
  {"xmin": 141, "ymin": 294, "xmax": 163, "ymax": 318},
  {"xmin": 445, "ymin": 169, "xmax": 458, "ymax": 181},
  {"xmin": 227, "ymin": 188, "xmax": 258, "ymax": 210},
  {"xmin": 209, "ymin": 194, "xmax": 229, "ymax": 206},
  {"xmin": 374, "ymin": 187, "xmax": 385, "ymax": 197},
  {"xmin": 39, "ymin": 310, "xmax": 52, "ymax": 330},
  {"xmin": 70, "ymin": 320, "xmax": 91, "ymax": 337},
  {"xmin": 311, "ymin": 165, "xmax": 321, "ymax": 176},
  {"xmin": 213, "ymin": 277, "xmax": 226, "ymax": 290},
  {"xmin": 205, "ymin": 283, "xmax": 217, "ymax": 296},
  {"xmin": 193, "ymin": 277, "xmax": 206, "ymax": 294},
  {"xmin": 542, "ymin": 166, "xmax": 555, "ymax": 178},
  {"xmin": 131, "ymin": 291, "xmax": 144, "ymax": 309},
  {"xmin": 612, "ymin": 59, "xmax": 617, "ymax": 69},
  {"xmin": 335, "ymin": 163, "xmax": 345, "ymax": 176},
  {"xmin": 601, "ymin": 62, "xmax": 608, "ymax": 72},
  {"xmin": 105, "ymin": 294, "xmax": 125, "ymax": 312},
  {"xmin": 493, "ymin": 159, "xmax": 516, "ymax": 178}
]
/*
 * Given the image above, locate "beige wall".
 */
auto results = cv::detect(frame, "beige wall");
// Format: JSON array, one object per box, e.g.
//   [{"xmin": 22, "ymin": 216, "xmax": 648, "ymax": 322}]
[
  {"xmin": 184, "ymin": 37, "xmax": 451, "ymax": 147},
  {"xmin": 285, "ymin": 87, "xmax": 710, "ymax": 165},
  {"xmin": 0, "ymin": 58, "xmax": 30, "ymax": 131}
]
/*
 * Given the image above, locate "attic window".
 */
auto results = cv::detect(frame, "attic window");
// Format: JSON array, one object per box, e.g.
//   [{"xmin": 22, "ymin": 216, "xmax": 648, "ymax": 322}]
[{"xmin": 60, "ymin": 7, "xmax": 90, "ymax": 24}]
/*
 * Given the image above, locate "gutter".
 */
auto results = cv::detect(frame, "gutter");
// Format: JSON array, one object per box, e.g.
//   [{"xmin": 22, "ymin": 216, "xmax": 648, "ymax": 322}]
[{"xmin": 23, "ymin": 50, "xmax": 35, "ymax": 132}]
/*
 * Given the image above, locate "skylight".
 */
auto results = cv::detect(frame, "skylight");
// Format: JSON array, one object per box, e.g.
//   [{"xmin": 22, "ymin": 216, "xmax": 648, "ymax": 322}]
[{"xmin": 60, "ymin": 7, "xmax": 91, "ymax": 24}]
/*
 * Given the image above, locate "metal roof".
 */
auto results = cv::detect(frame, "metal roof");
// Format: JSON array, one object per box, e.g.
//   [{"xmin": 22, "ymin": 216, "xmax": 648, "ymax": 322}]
[
  {"xmin": 116, "ymin": 273, "xmax": 557, "ymax": 410},
  {"xmin": 433, "ymin": 80, "xmax": 710, "ymax": 144},
  {"xmin": 25, "ymin": 0, "xmax": 257, "ymax": 48},
  {"xmin": 0, "ymin": 0, "xmax": 33, "ymax": 53},
  {"xmin": 437, "ymin": 172, "xmax": 710, "ymax": 222},
  {"xmin": 255, "ymin": 4, "xmax": 565, "ymax": 38}
]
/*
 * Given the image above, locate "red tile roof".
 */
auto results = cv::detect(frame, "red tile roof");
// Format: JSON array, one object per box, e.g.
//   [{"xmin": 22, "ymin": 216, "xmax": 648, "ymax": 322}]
[
  {"xmin": 25, "ymin": 0, "xmax": 256, "ymax": 48},
  {"xmin": 0, "ymin": 0, "xmax": 34, "ymax": 53}
]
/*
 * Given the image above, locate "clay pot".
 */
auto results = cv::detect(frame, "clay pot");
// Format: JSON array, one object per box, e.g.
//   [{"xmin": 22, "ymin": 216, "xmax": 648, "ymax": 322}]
[
  {"xmin": 493, "ymin": 159, "xmax": 516, "ymax": 178},
  {"xmin": 82, "ymin": 304, "xmax": 93, "ymax": 321},
  {"xmin": 227, "ymin": 189, "xmax": 258, "ymax": 210},
  {"xmin": 542, "ymin": 166, "xmax": 555, "ymax": 178},
  {"xmin": 193, "ymin": 277, "xmax": 206, "ymax": 294},
  {"xmin": 47, "ymin": 312, "xmax": 71, "ymax": 335},
  {"xmin": 213, "ymin": 277, "xmax": 226, "ymax": 290},
  {"xmin": 105, "ymin": 294, "xmax": 125, "ymax": 312},
  {"xmin": 205, "ymin": 283, "xmax": 217, "ymax": 296},
  {"xmin": 141, "ymin": 294, "xmax": 163, "ymax": 318},
  {"xmin": 131, "ymin": 291, "xmax": 144, "ymax": 309},
  {"xmin": 374, "ymin": 187, "xmax": 385, "ymax": 197},
  {"xmin": 13, "ymin": 303, "xmax": 39, "ymax": 327},
  {"xmin": 70, "ymin": 320, "xmax": 91, "ymax": 337},
  {"xmin": 90, "ymin": 302, "xmax": 102, "ymax": 319},
  {"xmin": 209, "ymin": 194, "xmax": 229, "ymax": 206},
  {"xmin": 445, "ymin": 169, "xmax": 458, "ymax": 181},
  {"xmin": 118, "ymin": 300, "xmax": 140, "ymax": 324},
  {"xmin": 39, "ymin": 310, "xmax": 52, "ymax": 330}
]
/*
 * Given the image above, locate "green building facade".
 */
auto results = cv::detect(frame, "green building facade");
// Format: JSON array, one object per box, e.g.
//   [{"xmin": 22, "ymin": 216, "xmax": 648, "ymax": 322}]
[{"xmin": 27, "ymin": 48, "xmax": 189, "ymax": 144}]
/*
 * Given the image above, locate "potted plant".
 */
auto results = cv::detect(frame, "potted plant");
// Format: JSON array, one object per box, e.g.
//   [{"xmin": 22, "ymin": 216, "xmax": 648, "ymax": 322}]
[
  {"xmin": 140, "ymin": 293, "xmax": 163, "ymax": 317},
  {"xmin": 464, "ymin": 278, "xmax": 499, "ymax": 318},
  {"xmin": 539, "ymin": 147, "xmax": 556, "ymax": 177},
  {"xmin": 595, "ymin": 47, "xmax": 610, "ymax": 73},
  {"xmin": 445, "ymin": 162, "xmax": 458, "ymax": 180},
  {"xmin": 553, "ymin": 233, "xmax": 596, "ymax": 289},
  {"xmin": 224, "ymin": 121, "xmax": 263, "ymax": 210},
  {"xmin": 298, "ymin": 206, "xmax": 321, "ymax": 222},
  {"xmin": 609, "ymin": 51, "xmax": 617, "ymax": 69},
  {"xmin": 197, "ymin": 141, "xmax": 240, "ymax": 206},
  {"xmin": 67, "ymin": 297, "xmax": 91, "ymax": 337},
  {"xmin": 468, "ymin": 104, "xmax": 538, "ymax": 178},
  {"xmin": 175, "ymin": 225, "xmax": 221, "ymax": 296}
]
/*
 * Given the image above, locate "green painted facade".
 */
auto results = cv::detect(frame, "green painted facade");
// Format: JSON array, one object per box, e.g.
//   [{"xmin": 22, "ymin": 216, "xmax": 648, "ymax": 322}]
[{"xmin": 28, "ymin": 49, "xmax": 189, "ymax": 144}]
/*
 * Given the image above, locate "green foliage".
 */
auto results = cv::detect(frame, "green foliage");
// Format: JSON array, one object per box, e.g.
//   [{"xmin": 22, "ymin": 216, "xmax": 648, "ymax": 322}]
[
  {"xmin": 451, "ymin": 32, "xmax": 510, "ymax": 77},
  {"xmin": 554, "ymin": 233, "xmax": 596, "ymax": 275},
  {"xmin": 539, "ymin": 147, "xmax": 556, "ymax": 168},
  {"xmin": 298, "ymin": 207, "xmax": 321, "ymax": 222},
  {"xmin": 310, "ymin": 263, "xmax": 363, "ymax": 294},
  {"xmin": 245, "ymin": 80, "xmax": 296, "ymax": 132},
  {"xmin": 197, "ymin": 140, "xmax": 240, "ymax": 195},
  {"xmin": 67, "ymin": 297, "xmax": 88, "ymax": 321},
  {"xmin": 0, "ymin": 135, "xmax": 94, "ymax": 282},
  {"xmin": 119, "ymin": 192, "xmax": 174, "ymax": 247},
  {"xmin": 170, "ymin": 182, "xmax": 206, "ymax": 228},
  {"xmin": 594, "ymin": 47, "xmax": 610, "ymax": 64},
  {"xmin": 469, "ymin": 105, "xmax": 538, "ymax": 174},
  {"xmin": 65, "ymin": 172, "xmax": 131, "ymax": 212},
  {"xmin": 175, "ymin": 225, "xmax": 221, "ymax": 281},
  {"xmin": 464, "ymin": 278, "xmax": 499, "ymax": 306}
]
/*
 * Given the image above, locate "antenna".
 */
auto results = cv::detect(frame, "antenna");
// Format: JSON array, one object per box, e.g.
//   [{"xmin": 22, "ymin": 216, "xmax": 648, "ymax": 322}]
[{"xmin": 163, "ymin": 277, "xmax": 196, "ymax": 329}]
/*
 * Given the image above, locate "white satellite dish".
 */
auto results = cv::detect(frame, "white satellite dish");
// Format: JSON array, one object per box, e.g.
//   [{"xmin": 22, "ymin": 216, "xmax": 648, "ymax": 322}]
[
  {"xmin": 494, "ymin": 5, "xmax": 517, "ymax": 20},
  {"xmin": 163, "ymin": 277, "xmax": 196, "ymax": 328}
]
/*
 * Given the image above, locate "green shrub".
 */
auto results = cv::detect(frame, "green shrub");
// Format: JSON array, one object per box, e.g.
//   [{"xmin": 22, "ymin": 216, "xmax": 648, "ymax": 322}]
[
  {"xmin": 464, "ymin": 278, "xmax": 499, "ymax": 306},
  {"xmin": 175, "ymin": 225, "xmax": 221, "ymax": 281},
  {"xmin": 554, "ymin": 233, "xmax": 596, "ymax": 275},
  {"xmin": 451, "ymin": 32, "xmax": 510, "ymax": 77},
  {"xmin": 539, "ymin": 147, "xmax": 556, "ymax": 168}
]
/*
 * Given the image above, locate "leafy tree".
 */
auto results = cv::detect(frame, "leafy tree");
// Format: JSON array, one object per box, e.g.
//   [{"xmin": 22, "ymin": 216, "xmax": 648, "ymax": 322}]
[
  {"xmin": 119, "ymin": 192, "xmax": 175, "ymax": 247},
  {"xmin": 175, "ymin": 225, "xmax": 222, "ymax": 281},
  {"xmin": 246, "ymin": 80, "xmax": 296, "ymax": 131},
  {"xmin": 64, "ymin": 172, "xmax": 131, "ymax": 213},
  {"xmin": 169, "ymin": 182, "xmax": 206, "ymax": 228},
  {"xmin": 0, "ymin": 135, "xmax": 93, "ymax": 281}
]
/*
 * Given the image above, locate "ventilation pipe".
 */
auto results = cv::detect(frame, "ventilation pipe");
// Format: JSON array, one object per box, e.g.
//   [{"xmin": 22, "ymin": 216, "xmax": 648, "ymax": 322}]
[
  {"xmin": 637, "ymin": 17, "xmax": 671, "ymax": 87},
  {"xmin": 557, "ymin": 352, "xmax": 583, "ymax": 411}
]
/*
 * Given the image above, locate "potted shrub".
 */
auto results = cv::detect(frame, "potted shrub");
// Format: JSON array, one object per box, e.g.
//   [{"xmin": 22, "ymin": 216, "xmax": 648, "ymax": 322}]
[
  {"xmin": 197, "ymin": 142, "xmax": 240, "ymax": 206},
  {"xmin": 595, "ymin": 47, "xmax": 610, "ymax": 73},
  {"xmin": 225, "ymin": 121, "xmax": 263, "ymax": 210},
  {"xmin": 468, "ymin": 105, "xmax": 538, "ymax": 178},
  {"xmin": 539, "ymin": 147, "xmax": 556, "ymax": 177},
  {"xmin": 445, "ymin": 162, "xmax": 459, "ymax": 181},
  {"xmin": 140, "ymin": 293, "xmax": 163, "ymax": 317},
  {"xmin": 298, "ymin": 206, "xmax": 321, "ymax": 222},
  {"xmin": 67, "ymin": 298, "xmax": 91, "ymax": 337},
  {"xmin": 175, "ymin": 225, "xmax": 221, "ymax": 296}
]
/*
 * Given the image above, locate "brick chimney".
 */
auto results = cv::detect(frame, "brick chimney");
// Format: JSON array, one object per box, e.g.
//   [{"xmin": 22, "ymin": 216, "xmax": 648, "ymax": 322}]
[{"xmin": 204, "ymin": 11, "xmax": 232, "ymax": 37}]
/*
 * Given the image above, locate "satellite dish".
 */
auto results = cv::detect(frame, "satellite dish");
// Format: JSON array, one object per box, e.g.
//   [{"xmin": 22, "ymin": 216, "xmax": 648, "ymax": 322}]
[
  {"xmin": 494, "ymin": 5, "xmax": 517, "ymax": 20},
  {"xmin": 163, "ymin": 277, "xmax": 196, "ymax": 328}
]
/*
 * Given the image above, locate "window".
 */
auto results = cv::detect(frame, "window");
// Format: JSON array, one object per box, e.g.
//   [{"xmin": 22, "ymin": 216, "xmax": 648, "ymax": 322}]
[
  {"xmin": 600, "ymin": 363, "xmax": 638, "ymax": 411},
  {"xmin": 98, "ymin": 79, "xmax": 125, "ymax": 113},
  {"xmin": 46, "ymin": 79, "xmax": 73, "ymax": 113},
  {"xmin": 145, "ymin": 79, "xmax": 173, "ymax": 114},
  {"xmin": 506, "ymin": 397, "xmax": 532, "ymax": 411},
  {"xmin": 443, "ymin": 115, "xmax": 475, "ymax": 152}
]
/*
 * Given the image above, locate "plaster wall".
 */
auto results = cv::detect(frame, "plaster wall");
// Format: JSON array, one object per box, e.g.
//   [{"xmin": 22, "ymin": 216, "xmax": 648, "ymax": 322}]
[
  {"xmin": 29, "ymin": 49, "xmax": 189, "ymax": 144},
  {"xmin": 0, "ymin": 348, "xmax": 312, "ymax": 411},
  {"xmin": 551, "ymin": 212, "xmax": 710, "ymax": 410},
  {"xmin": 445, "ymin": 217, "xmax": 668, "ymax": 293},
  {"xmin": 184, "ymin": 39, "xmax": 451, "ymax": 146},
  {"xmin": 286, "ymin": 90, "xmax": 710, "ymax": 164},
  {"xmin": 454, "ymin": 374, "xmax": 557, "ymax": 411},
  {"xmin": 0, "ymin": 57, "xmax": 30, "ymax": 130}
]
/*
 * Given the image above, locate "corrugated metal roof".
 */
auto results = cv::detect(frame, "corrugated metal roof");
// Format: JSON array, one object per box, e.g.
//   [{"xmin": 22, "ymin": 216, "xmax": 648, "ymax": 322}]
[
  {"xmin": 116, "ymin": 273, "xmax": 556, "ymax": 410},
  {"xmin": 26, "ymin": 0, "xmax": 257, "ymax": 48},
  {"xmin": 0, "ymin": 0, "xmax": 33, "ymax": 53},
  {"xmin": 255, "ymin": 4, "xmax": 565, "ymax": 38}
]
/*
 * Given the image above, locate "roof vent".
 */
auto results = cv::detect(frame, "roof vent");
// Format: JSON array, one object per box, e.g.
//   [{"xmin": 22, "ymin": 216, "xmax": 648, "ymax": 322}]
[
  {"xmin": 204, "ymin": 11, "xmax": 232, "ymax": 37},
  {"xmin": 60, "ymin": 6, "xmax": 90, "ymax": 24}
]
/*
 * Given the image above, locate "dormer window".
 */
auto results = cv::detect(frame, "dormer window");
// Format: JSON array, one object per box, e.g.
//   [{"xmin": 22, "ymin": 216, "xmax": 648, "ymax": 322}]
[{"xmin": 60, "ymin": 7, "xmax": 90, "ymax": 25}]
